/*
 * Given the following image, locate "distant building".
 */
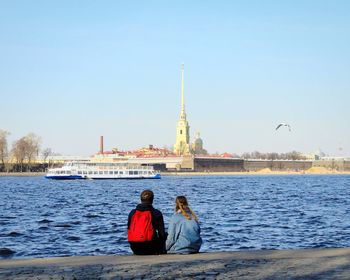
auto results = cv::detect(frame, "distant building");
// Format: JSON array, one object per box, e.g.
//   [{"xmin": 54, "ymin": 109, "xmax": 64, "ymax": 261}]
[
  {"xmin": 301, "ymin": 149, "xmax": 327, "ymax": 160},
  {"xmin": 192, "ymin": 132, "xmax": 207, "ymax": 155},
  {"xmin": 37, "ymin": 155, "xmax": 90, "ymax": 163}
]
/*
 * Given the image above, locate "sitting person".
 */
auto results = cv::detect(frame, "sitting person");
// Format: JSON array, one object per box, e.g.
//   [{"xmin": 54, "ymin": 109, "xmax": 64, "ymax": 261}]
[
  {"xmin": 128, "ymin": 189, "xmax": 166, "ymax": 255},
  {"xmin": 166, "ymin": 196, "xmax": 202, "ymax": 254}
]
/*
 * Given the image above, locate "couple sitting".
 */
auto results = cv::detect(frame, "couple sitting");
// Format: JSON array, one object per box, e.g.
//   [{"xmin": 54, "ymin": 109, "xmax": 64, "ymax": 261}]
[{"xmin": 127, "ymin": 190, "xmax": 202, "ymax": 255}]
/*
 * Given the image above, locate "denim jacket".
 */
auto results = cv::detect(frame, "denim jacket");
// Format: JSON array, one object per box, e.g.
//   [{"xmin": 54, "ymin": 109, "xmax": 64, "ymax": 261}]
[{"xmin": 166, "ymin": 212, "xmax": 202, "ymax": 254}]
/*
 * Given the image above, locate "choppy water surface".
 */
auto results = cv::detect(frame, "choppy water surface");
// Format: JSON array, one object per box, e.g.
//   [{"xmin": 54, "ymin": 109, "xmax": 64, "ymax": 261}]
[{"xmin": 0, "ymin": 175, "xmax": 349, "ymax": 259}]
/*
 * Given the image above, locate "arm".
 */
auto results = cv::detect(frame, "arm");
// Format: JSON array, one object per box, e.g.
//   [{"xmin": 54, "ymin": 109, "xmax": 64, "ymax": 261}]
[
  {"xmin": 157, "ymin": 213, "xmax": 166, "ymax": 241},
  {"xmin": 152, "ymin": 209, "xmax": 166, "ymax": 240},
  {"xmin": 152, "ymin": 210, "xmax": 167, "ymax": 254},
  {"xmin": 165, "ymin": 215, "xmax": 176, "ymax": 251},
  {"xmin": 127, "ymin": 209, "xmax": 136, "ymax": 230}
]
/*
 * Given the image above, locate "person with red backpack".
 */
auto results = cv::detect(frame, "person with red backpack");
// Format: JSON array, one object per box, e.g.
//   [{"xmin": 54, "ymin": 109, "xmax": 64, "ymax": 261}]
[{"xmin": 127, "ymin": 189, "xmax": 167, "ymax": 255}]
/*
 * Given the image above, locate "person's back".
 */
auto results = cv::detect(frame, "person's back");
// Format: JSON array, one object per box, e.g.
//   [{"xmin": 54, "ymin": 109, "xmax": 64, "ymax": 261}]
[
  {"xmin": 166, "ymin": 196, "xmax": 202, "ymax": 254},
  {"xmin": 128, "ymin": 189, "xmax": 166, "ymax": 255}
]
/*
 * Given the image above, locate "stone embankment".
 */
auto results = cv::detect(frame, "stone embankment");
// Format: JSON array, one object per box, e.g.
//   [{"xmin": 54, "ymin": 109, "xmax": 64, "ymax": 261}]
[
  {"xmin": 0, "ymin": 248, "xmax": 349, "ymax": 279},
  {"xmin": 0, "ymin": 172, "xmax": 45, "ymax": 177},
  {"xmin": 162, "ymin": 170, "xmax": 350, "ymax": 176}
]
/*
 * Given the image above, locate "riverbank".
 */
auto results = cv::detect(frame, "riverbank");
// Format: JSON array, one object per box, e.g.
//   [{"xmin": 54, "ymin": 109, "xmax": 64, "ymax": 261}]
[
  {"xmin": 0, "ymin": 248, "xmax": 349, "ymax": 279},
  {"xmin": 162, "ymin": 170, "xmax": 350, "ymax": 176},
  {"xmin": 0, "ymin": 172, "xmax": 45, "ymax": 177}
]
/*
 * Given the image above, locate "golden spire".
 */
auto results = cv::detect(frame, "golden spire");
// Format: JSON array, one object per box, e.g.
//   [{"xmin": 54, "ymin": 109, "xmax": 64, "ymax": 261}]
[
  {"xmin": 174, "ymin": 63, "xmax": 191, "ymax": 156},
  {"xmin": 180, "ymin": 63, "xmax": 186, "ymax": 120}
]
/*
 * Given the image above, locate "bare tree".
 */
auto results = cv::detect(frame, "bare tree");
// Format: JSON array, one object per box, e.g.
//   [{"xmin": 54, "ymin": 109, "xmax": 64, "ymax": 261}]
[
  {"xmin": 267, "ymin": 152, "xmax": 279, "ymax": 160},
  {"xmin": 25, "ymin": 133, "xmax": 41, "ymax": 171},
  {"xmin": 241, "ymin": 151, "xmax": 306, "ymax": 160},
  {"xmin": 0, "ymin": 130, "xmax": 10, "ymax": 171},
  {"xmin": 251, "ymin": 151, "xmax": 261, "ymax": 160},
  {"xmin": 287, "ymin": 151, "xmax": 303, "ymax": 160},
  {"xmin": 42, "ymin": 148, "xmax": 52, "ymax": 167},
  {"xmin": 241, "ymin": 152, "xmax": 251, "ymax": 159},
  {"xmin": 11, "ymin": 133, "xmax": 41, "ymax": 172},
  {"xmin": 11, "ymin": 137, "xmax": 27, "ymax": 172}
]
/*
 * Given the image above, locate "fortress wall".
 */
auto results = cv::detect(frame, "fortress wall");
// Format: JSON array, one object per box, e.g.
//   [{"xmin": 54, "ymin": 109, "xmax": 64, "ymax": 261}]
[
  {"xmin": 244, "ymin": 160, "xmax": 313, "ymax": 171},
  {"xmin": 180, "ymin": 157, "xmax": 195, "ymax": 171},
  {"xmin": 193, "ymin": 158, "xmax": 244, "ymax": 172},
  {"xmin": 186, "ymin": 158, "xmax": 314, "ymax": 172},
  {"xmin": 345, "ymin": 161, "xmax": 350, "ymax": 171},
  {"xmin": 243, "ymin": 160, "xmax": 270, "ymax": 171},
  {"xmin": 313, "ymin": 160, "xmax": 350, "ymax": 171}
]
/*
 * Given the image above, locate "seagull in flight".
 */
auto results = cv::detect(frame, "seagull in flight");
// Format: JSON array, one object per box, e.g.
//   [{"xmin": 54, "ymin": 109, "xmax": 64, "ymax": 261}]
[{"xmin": 276, "ymin": 123, "xmax": 291, "ymax": 131}]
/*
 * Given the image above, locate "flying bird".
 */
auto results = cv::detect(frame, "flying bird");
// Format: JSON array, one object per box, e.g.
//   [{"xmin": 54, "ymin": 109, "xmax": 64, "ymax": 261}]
[{"xmin": 275, "ymin": 123, "xmax": 291, "ymax": 131}]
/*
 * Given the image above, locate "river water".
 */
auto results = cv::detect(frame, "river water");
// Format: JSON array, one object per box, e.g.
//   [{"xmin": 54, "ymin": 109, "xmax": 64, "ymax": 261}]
[{"xmin": 0, "ymin": 175, "xmax": 349, "ymax": 259}]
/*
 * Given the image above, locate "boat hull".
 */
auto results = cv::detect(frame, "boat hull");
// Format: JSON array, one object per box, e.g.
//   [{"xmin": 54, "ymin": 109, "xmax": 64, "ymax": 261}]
[
  {"xmin": 91, "ymin": 173, "xmax": 161, "ymax": 180},
  {"xmin": 45, "ymin": 175, "xmax": 85, "ymax": 180},
  {"xmin": 45, "ymin": 174, "xmax": 161, "ymax": 180}
]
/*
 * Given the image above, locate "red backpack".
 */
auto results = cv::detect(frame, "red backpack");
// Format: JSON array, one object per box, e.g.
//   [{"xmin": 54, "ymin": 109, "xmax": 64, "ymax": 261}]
[{"xmin": 128, "ymin": 210, "xmax": 154, "ymax": 242}]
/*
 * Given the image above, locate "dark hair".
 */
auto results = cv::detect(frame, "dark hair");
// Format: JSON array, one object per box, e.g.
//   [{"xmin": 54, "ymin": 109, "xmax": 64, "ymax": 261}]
[{"xmin": 141, "ymin": 189, "xmax": 154, "ymax": 204}]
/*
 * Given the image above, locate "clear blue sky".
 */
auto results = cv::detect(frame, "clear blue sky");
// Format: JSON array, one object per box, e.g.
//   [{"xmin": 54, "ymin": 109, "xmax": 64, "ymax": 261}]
[{"xmin": 1, "ymin": 1, "xmax": 349, "ymax": 156}]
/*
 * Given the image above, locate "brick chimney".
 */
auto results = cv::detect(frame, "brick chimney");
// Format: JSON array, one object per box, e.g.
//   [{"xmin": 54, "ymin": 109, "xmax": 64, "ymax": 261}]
[{"xmin": 100, "ymin": 136, "xmax": 104, "ymax": 154}]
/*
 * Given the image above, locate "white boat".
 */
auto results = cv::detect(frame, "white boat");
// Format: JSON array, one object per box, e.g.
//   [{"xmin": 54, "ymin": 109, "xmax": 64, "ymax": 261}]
[{"xmin": 45, "ymin": 161, "xmax": 161, "ymax": 180}]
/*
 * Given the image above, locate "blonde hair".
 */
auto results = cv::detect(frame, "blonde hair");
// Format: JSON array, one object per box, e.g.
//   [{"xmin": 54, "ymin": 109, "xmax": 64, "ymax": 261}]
[{"xmin": 175, "ymin": 196, "xmax": 198, "ymax": 221}]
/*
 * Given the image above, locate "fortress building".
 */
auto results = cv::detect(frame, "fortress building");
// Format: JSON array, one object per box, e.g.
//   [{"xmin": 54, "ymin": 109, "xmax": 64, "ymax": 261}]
[{"xmin": 174, "ymin": 64, "xmax": 191, "ymax": 156}]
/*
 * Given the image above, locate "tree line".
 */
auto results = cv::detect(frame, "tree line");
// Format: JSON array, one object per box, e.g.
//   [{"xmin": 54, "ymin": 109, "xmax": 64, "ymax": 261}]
[
  {"xmin": 241, "ymin": 151, "xmax": 307, "ymax": 160},
  {"xmin": 0, "ymin": 130, "xmax": 53, "ymax": 172}
]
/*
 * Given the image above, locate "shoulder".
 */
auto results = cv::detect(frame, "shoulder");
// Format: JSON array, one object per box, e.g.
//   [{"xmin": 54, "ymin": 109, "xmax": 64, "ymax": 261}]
[
  {"xmin": 170, "ymin": 213, "xmax": 185, "ymax": 222},
  {"xmin": 152, "ymin": 208, "xmax": 164, "ymax": 218}
]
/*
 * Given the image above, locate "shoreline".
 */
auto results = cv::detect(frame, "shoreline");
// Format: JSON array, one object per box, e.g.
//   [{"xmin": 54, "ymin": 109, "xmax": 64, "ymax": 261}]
[
  {"xmin": 0, "ymin": 172, "xmax": 46, "ymax": 177},
  {"xmin": 1, "ymin": 171, "xmax": 350, "ymax": 177},
  {"xmin": 0, "ymin": 248, "xmax": 349, "ymax": 279},
  {"xmin": 162, "ymin": 171, "xmax": 350, "ymax": 176}
]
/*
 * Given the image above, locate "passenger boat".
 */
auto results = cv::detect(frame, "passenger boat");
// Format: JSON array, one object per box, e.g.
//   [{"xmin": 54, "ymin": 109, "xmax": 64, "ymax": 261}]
[{"xmin": 45, "ymin": 161, "xmax": 161, "ymax": 180}]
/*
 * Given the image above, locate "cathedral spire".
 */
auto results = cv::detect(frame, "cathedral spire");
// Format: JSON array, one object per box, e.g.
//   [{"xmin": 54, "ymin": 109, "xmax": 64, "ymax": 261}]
[
  {"xmin": 174, "ymin": 63, "xmax": 191, "ymax": 156},
  {"xmin": 180, "ymin": 63, "xmax": 186, "ymax": 120}
]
